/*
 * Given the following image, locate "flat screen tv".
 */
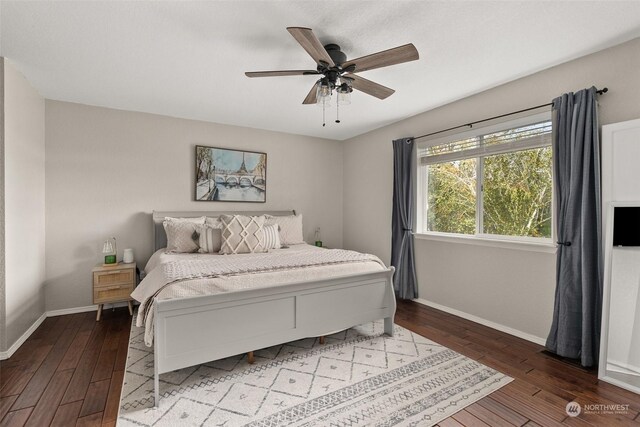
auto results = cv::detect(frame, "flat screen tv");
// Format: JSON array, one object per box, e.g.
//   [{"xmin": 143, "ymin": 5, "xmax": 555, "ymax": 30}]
[{"xmin": 613, "ymin": 206, "xmax": 640, "ymax": 246}]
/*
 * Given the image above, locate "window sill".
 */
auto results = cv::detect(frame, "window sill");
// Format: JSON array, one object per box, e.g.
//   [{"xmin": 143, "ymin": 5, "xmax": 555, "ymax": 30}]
[{"xmin": 414, "ymin": 232, "xmax": 557, "ymax": 254}]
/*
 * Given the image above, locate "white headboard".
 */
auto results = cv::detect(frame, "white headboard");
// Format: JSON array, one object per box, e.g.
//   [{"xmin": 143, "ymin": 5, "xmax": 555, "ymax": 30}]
[{"xmin": 152, "ymin": 210, "xmax": 296, "ymax": 251}]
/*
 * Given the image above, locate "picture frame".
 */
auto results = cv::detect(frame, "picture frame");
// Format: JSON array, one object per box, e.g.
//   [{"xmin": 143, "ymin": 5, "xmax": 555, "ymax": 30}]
[{"xmin": 195, "ymin": 145, "xmax": 267, "ymax": 203}]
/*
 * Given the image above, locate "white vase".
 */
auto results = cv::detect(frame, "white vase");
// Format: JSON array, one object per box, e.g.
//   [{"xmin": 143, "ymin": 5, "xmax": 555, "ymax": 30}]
[{"xmin": 123, "ymin": 248, "xmax": 134, "ymax": 263}]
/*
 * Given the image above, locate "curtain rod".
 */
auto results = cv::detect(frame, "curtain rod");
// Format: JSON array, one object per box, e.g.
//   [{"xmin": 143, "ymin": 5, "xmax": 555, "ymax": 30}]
[{"xmin": 414, "ymin": 87, "xmax": 608, "ymax": 141}]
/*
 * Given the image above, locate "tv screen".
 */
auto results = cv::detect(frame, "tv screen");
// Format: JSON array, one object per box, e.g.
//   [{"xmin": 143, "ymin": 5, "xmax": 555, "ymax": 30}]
[{"xmin": 613, "ymin": 207, "xmax": 640, "ymax": 246}]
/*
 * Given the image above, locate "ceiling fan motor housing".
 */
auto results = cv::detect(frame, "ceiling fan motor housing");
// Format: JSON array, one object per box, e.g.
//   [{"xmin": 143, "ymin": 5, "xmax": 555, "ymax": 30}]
[
  {"xmin": 317, "ymin": 44, "xmax": 347, "ymax": 87},
  {"xmin": 324, "ymin": 44, "xmax": 347, "ymax": 65}
]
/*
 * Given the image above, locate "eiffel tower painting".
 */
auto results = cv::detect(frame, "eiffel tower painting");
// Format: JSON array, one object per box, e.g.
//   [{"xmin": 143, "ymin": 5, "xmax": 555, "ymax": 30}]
[
  {"xmin": 195, "ymin": 145, "xmax": 267, "ymax": 202},
  {"xmin": 237, "ymin": 152, "xmax": 249, "ymax": 174}
]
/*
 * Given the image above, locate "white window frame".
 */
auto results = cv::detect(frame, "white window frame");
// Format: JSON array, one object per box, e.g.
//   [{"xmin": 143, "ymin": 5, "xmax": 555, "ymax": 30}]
[{"xmin": 415, "ymin": 111, "xmax": 557, "ymax": 253}]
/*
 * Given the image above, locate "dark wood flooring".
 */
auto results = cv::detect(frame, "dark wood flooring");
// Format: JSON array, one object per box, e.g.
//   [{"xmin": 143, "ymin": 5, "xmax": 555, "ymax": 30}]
[
  {"xmin": 395, "ymin": 300, "xmax": 640, "ymax": 426},
  {"xmin": 1, "ymin": 301, "xmax": 640, "ymax": 426},
  {"xmin": 0, "ymin": 308, "xmax": 130, "ymax": 427}
]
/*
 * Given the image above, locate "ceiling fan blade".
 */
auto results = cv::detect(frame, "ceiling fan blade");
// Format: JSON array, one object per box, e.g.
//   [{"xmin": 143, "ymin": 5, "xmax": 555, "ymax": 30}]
[
  {"xmin": 302, "ymin": 82, "xmax": 318, "ymax": 104},
  {"xmin": 287, "ymin": 27, "xmax": 335, "ymax": 67},
  {"xmin": 344, "ymin": 74, "xmax": 395, "ymax": 99},
  {"xmin": 342, "ymin": 43, "xmax": 418, "ymax": 73},
  {"xmin": 245, "ymin": 70, "xmax": 319, "ymax": 78}
]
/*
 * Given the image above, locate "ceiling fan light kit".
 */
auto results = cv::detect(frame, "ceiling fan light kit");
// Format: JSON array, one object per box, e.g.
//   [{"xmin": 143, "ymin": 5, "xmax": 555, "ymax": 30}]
[
  {"xmin": 316, "ymin": 78, "xmax": 332, "ymax": 106},
  {"xmin": 337, "ymin": 83, "xmax": 352, "ymax": 104},
  {"xmin": 246, "ymin": 27, "xmax": 419, "ymax": 127}
]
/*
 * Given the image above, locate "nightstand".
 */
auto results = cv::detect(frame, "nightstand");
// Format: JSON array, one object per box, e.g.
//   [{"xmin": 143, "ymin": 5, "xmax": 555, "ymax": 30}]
[{"xmin": 92, "ymin": 262, "xmax": 136, "ymax": 321}]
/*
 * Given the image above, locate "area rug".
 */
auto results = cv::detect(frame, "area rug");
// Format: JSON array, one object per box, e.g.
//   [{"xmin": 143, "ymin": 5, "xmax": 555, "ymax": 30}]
[{"xmin": 117, "ymin": 319, "xmax": 512, "ymax": 426}]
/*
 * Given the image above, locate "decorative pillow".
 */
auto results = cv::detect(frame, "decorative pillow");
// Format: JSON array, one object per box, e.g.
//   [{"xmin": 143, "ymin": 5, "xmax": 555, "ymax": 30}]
[
  {"xmin": 198, "ymin": 223, "xmax": 223, "ymax": 253},
  {"xmin": 265, "ymin": 214, "xmax": 304, "ymax": 245},
  {"xmin": 164, "ymin": 220, "xmax": 200, "ymax": 253},
  {"xmin": 164, "ymin": 216, "xmax": 206, "ymax": 224},
  {"xmin": 263, "ymin": 224, "xmax": 281, "ymax": 250},
  {"xmin": 219, "ymin": 215, "xmax": 267, "ymax": 254},
  {"xmin": 205, "ymin": 216, "xmax": 221, "ymax": 227}
]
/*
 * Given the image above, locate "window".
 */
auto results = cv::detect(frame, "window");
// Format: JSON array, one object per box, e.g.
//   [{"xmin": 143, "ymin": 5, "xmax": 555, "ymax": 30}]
[{"xmin": 417, "ymin": 112, "xmax": 553, "ymax": 242}]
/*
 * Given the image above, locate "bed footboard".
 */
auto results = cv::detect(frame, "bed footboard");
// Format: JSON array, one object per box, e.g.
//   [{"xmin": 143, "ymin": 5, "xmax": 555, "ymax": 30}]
[{"xmin": 152, "ymin": 267, "xmax": 395, "ymax": 406}]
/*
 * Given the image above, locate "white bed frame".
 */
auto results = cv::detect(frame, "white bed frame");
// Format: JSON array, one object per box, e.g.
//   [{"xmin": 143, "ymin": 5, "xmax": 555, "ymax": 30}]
[{"xmin": 150, "ymin": 210, "xmax": 396, "ymax": 406}]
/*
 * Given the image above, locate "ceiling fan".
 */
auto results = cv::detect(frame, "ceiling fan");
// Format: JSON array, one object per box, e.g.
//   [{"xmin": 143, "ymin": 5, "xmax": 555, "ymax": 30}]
[{"xmin": 245, "ymin": 27, "xmax": 419, "ymax": 126}]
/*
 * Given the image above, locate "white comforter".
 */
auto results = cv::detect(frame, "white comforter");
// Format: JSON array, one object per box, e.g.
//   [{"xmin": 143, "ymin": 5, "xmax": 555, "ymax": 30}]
[{"xmin": 131, "ymin": 244, "xmax": 385, "ymax": 346}]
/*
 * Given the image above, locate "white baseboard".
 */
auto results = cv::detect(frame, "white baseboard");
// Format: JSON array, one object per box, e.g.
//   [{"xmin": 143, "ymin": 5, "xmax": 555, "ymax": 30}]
[
  {"xmin": 0, "ymin": 302, "xmax": 132, "ymax": 360},
  {"xmin": 608, "ymin": 359, "xmax": 640, "ymax": 377},
  {"xmin": 46, "ymin": 301, "xmax": 129, "ymax": 317},
  {"xmin": 413, "ymin": 298, "xmax": 547, "ymax": 346},
  {"xmin": 0, "ymin": 312, "xmax": 47, "ymax": 360},
  {"xmin": 46, "ymin": 305, "xmax": 97, "ymax": 317}
]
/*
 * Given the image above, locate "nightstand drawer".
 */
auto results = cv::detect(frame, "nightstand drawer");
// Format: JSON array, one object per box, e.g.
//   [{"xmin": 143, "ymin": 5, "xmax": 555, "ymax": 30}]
[
  {"xmin": 94, "ymin": 283, "xmax": 134, "ymax": 304},
  {"xmin": 93, "ymin": 269, "xmax": 134, "ymax": 286}
]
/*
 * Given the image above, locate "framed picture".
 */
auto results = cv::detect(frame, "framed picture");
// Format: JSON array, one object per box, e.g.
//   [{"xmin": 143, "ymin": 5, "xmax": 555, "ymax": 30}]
[{"xmin": 195, "ymin": 145, "xmax": 267, "ymax": 202}]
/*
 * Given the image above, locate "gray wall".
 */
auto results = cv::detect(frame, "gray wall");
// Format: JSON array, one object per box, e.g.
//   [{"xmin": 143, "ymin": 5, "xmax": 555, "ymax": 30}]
[
  {"xmin": 2, "ymin": 59, "xmax": 46, "ymax": 352},
  {"xmin": 44, "ymin": 101, "xmax": 344, "ymax": 311},
  {"xmin": 0, "ymin": 58, "xmax": 6, "ymax": 352},
  {"xmin": 342, "ymin": 37, "xmax": 640, "ymax": 342}
]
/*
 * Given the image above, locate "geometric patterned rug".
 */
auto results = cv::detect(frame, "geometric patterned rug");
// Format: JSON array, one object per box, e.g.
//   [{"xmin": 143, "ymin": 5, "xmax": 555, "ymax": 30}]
[{"xmin": 117, "ymin": 319, "xmax": 512, "ymax": 426}]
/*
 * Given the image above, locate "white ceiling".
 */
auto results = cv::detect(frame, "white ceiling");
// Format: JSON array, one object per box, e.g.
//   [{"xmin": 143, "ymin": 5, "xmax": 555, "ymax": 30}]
[{"xmin": 2, "ymin": 1, "xmax": 640, "ymax": 141}]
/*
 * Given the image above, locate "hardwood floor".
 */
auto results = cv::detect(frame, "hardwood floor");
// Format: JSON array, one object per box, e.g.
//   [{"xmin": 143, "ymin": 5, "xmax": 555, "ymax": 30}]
[
  {"xmin": 395, "ymin": 300, "xmax": 640, "ymax": 426},
  {"xmin": 0, "ymin": 308, "xmax": 130, "ymax": 427},
  {"xmin": 1, "ymin": 301, "xmax": 639, "ymax": 426}
]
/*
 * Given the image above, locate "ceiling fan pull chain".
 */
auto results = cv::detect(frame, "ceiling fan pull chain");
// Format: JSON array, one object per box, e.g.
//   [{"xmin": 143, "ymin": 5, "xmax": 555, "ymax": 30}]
[
  {"xmin": 322, "ymin": 101, "xmax": 326, "ymax": 127},
  {"xmin": 336, "ymin": 96, "xmax": 340, "ymax": 124}
]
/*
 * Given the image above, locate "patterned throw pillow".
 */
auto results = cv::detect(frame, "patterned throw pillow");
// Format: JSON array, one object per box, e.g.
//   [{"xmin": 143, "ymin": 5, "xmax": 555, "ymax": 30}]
[
  {"xmin": 265, "ymin": 214, "xmax": 304, "ymax": 245},
  {"xmin": 164, "ymin": 220, "xmax": 200, "ymax": 253},
  {"xmin": 198, "ymin": 224, "xmax": 223, "ymax": 253},
  {"xmin": 263, "ymin": 224, "xmax": 281, "ymax": 250},
  {"xmin": 219, "ymin": 215, "xmax": 267, "ymax": 254}
]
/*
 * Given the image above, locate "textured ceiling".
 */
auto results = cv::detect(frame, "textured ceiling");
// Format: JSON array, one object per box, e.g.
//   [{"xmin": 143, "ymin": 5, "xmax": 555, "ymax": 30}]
[{"xmin": 2, "ymin": 1, "xmax": 640, "ymax": 140}]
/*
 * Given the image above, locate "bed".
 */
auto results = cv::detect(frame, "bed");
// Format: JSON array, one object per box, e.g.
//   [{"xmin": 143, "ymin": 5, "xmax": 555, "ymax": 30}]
[{"xmin": 135, "ymin": 210, "xmax": 396, "ymax": 407}]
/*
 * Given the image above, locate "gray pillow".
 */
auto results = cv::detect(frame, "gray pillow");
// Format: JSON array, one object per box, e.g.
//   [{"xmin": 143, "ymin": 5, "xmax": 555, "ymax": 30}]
[
  {"xmin": 164, "ymin": 216, "xmax": 206, "ymax": 224},
  {"xmin": 265, "ymin": 214, "xmax": 304, "ymax": 245},
  {"xmin": 164, "ymin": 220, "xmax": 200, "ymax": 253}
]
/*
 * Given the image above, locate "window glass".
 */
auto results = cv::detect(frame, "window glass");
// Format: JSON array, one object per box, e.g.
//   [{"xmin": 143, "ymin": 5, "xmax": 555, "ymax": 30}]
[
  {"xmin": 418, "ymin": 115, "xmax": 553, "ymax": 242},
  {"xmin": 482, "ymin": 147, "xmax": 552, "ymax": 238},
  {"xmin": 426, "ymin": 159, "xmax": 476, "ymax": 234}
]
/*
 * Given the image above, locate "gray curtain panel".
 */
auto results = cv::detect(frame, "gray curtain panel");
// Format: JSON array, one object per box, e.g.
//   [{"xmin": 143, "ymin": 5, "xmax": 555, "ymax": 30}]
[
  {"xmin": 391, "ymin": 137, "xmax": 418, "ymax": 300},
  {"xmin": 546, "ymin": 87, "xmax": 603, "ymax": 367}
]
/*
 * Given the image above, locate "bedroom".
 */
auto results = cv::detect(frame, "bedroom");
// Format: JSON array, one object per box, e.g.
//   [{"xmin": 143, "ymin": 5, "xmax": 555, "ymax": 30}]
[{"xmin": 2, "ymin": 0, "xmax": 640, "ymax": 426}]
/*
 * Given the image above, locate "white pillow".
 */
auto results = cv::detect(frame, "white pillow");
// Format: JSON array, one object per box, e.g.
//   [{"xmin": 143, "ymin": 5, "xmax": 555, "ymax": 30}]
[
  {"xmin": 263, "ymin": 224, "xmax": 281, "ymax": 250},
  {"xmin": 198, "ymin": 224, "xmax": 223, "ymax": 253},
  {"xmin": 163, "ymin": 220, "xmax": 200, "ymax": 253},
  {"xmin": 265, "ymin": 214, "xmax": 304, "ymax": 245},
  {"xmin": 219, "ymin": 215, "xmax": 267, "ymax": 255},
  {"xmin": 164, "ymin": 216, "xmax": 206, "ymax": 224}
]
